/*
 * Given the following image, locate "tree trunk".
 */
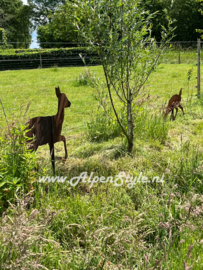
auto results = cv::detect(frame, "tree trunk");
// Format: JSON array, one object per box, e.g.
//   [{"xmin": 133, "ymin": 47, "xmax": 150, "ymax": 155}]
[
  {"xmin": 127, "ymin": 94, "xmax": 134, "ymax": 153},
  {"xmin": 127, "ymin": 138, "xmax": 133, "ymax": 153}
]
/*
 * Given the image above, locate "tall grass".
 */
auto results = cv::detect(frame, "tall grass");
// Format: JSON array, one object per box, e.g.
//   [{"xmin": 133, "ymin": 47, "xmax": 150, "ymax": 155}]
[
  {"xmin": 173, "ymin": 145, "xmax": 203, "ymax": 193},
  {"xmin": 86, "ymin": 106, "xmax": 170, "ymax": 144},
  {"xmin": 86, "ymin": 109, "xmax": 126, "ymax": 142},
  {"xmin": 134, "ymin": 109, "xmax": 170, "ymax": 143}
]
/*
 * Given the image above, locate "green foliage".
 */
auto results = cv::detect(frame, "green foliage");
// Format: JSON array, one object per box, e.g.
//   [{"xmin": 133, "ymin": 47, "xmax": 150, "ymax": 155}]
[
  {"xmin": 29, "ymin": 0, "xmax": 66, "ymax": 27},
  {"xmin": 0, "ymin": 47, "xmax": 89, "ymax": 58},
  {"xmin": 0, "ymin": 123, "xmax": 37, "ymax": 213},
  {"xmin": 143, "ymin": 0, "xmax": 203, "ymax": 41},
  {"xmin": 37, "ymin": 24, "xmax": 73, "ymax": 48},
  {"xmin": 0, "ymin": 47, "xmax": 98, "ymax": 70},
  {"xmin": 197, "ymin": 0, "xmax": 203, "ymax": 38},
  {"xmin": 0, "ymin": 28, "xmax": 7, "ymax": 48},
  {"xmin": 169, "ymin": 0, "xmax": 202, "ymax": 41},
  {"xmin": 0, "ymin": 0, "xmax": 32, "ymax": 48},
  {"xmin": 35, "ymin": 0, "xmax": 86, "ymax": 48}
]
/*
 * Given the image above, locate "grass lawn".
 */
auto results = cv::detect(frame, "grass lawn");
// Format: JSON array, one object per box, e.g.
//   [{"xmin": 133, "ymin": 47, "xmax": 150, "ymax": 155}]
[
  {"xmin": 1, "ymin": 62, "xmax": 203, "ymax": 269},
  {"xmin": 0, "ymin": 63, "xmax": 201, "ymax": 162}
]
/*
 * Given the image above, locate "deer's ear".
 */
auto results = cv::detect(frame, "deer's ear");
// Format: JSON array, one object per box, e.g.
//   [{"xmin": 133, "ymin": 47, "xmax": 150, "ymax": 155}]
[{"xmin": 55, "ymin": 86, "xmax": 61, "ymax": 98}]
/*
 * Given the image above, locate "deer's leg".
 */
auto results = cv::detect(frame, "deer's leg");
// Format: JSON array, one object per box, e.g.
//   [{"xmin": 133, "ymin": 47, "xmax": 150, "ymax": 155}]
[
  {"xmin": 174, "ymin": 107, "xmax": 178, "ymax": 120},
  {"xmin": 60, "ymin": 135, "xmax": 68, "ymax": 159},
  {"xmin": 49, "ymin": 143, "xmax": 55, "ymax": 175},
  {"xmin": 33, "ymin": 141, "xmax": 38, "ymax": 151},
  {"xmin": 170, "ymin": 109, "xmax": 173, "ymax": 121},
  {"xmin": 178, "ymin": 104, "xmax": 184, "ymax": 115}
]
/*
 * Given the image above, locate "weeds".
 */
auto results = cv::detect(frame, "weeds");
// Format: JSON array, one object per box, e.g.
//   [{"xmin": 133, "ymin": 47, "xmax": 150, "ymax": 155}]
[
  {"xmin": 51, "ymin": 64, "xmax": 59, "ymax": 72},
  {"xmin": 0, "ymin": 101, "xmax": 37, "ymax": 213},
  {"xmin": 73, "ymin": 67, "xmax": 96, "ymax": 87},
  {"xmin": 134, "ymin": 109, "xmax": 170, "ymax": 143},
  {"xmin": 0, "ymin": 123, "xmax": 37, "ymax": 213},
  {"xmin": 86, "ymin": 108, "xmax": 126, "ymax": 142},
  {"xmin": 86, "ymin": 107, "xmax": 170, "ymax": 144}
]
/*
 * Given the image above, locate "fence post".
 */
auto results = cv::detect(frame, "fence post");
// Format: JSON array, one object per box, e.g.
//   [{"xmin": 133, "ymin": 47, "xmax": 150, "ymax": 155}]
[
  {"xmin": 197, "ymin": 38, "xmax": 201, "ymax": 98},
  {"xmin": 178, "ymin": 43, "xmax": 181, "ymax": 64},
  {"xmin": 40, "ymin": 51, "xmax": 42, "ymax": 68}
]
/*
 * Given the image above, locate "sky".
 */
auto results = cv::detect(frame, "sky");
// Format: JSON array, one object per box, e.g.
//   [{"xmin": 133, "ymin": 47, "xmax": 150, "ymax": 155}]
[
  {"xmin": 22, "ymin": 0, "xmax": 29, "ymax": 5},
  {"xmin": 30, "ymin": 31, "xmax": 39, "ymax": 49},
  {"xmin": 21, "ymin": 0, "xmax": 39, "ymax": 48}
]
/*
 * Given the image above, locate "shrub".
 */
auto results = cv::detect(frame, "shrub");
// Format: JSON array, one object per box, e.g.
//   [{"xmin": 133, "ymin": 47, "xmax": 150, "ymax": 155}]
[{"xmin": 0, "ymin": 123, "xmax": 37, "ymax": 213}]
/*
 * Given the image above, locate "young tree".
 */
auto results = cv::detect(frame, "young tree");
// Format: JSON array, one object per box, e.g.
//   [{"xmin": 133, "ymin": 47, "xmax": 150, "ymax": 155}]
[{"xmin": 71, "ymin": 0, "xmax": 174, "ymax": 152}]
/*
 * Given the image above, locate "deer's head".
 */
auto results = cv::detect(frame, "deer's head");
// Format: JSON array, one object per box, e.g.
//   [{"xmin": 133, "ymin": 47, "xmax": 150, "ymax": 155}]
[
  {"xmin": 55, "ymin": 86, "xmax": 71, "ymax": 108},
  {"xmin": 164, "ymin": 106, "xmax": 171, "ymax": 118}
]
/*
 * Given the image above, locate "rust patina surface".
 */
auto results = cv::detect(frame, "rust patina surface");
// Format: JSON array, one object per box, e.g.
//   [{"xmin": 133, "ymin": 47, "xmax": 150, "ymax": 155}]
[
  {"xmin": 164, "ymin": 88, "xmax": 184, "ymax": 120},
  {"xmin": 26, "ymin": 86, "xmax": 71, "ymax": 174}
]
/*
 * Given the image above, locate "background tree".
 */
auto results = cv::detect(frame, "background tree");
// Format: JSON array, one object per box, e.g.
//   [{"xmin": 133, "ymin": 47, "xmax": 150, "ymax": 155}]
[
  {"xmin": 169, "ymin": 0, "xmax": 203, "ymax": 41},
  {"xmin": 70, "ymin": 0, "xmax": 174, "ymax": 152},
  {"xmin": 142, "ymin": 0, "xmax": 171, "ymax": 41},
  {"xmin": 196, "ymin": 0, "xmax": 203, "ymax": 39},
  {"xmin": 143, "ymin": 0, "xmax": 203, "ymax": 41},
  {"xmin": 0, "ymin": 0, "xmax": 32, "ymax": 48},
  {"xmin": 36, "ymin": 1, "xmax": 81, "ymax": 48},
  {"xmin": 29, "ymin": 0, "xmax": 66, "ymax": 27},
  {"xmin": 36, "ymin": 0, "xmax": 203, "ymax": 48}
]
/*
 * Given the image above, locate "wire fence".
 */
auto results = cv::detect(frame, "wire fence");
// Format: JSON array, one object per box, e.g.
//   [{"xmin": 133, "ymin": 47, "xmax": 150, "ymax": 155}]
[{"xmin": 0, "ymin": 40, "xmax": 202, "ymax": 71}]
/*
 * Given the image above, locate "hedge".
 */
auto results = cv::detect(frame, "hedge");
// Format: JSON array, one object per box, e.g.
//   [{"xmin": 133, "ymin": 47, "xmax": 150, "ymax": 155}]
[{"xmin": 0, "ymin": 47, "xmax": 101, "ymax": 70}]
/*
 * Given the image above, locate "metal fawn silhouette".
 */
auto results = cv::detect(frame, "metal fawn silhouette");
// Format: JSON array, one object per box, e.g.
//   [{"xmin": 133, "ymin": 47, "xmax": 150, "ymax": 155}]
[
  {"xmin": 164, "ymin": 88, "xmax": 184, "ymax": 120},
  {"xmin": 26, "ymin": 87, "xmax": 71, "ymax": 174}
]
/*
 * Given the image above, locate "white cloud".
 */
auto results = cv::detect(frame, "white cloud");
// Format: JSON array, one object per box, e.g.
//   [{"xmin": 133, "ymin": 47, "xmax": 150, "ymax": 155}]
[{"xmin": 22, "ymin": 0, "xmax": 29, "ymax": 5}]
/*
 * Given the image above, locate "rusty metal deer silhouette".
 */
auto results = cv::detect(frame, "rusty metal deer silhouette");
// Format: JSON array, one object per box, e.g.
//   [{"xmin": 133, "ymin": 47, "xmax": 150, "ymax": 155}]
[
  {"xmin": 25, "ymin": 86, "xmax": 71, "ymax": 174},
  {"xmin": 164, "ymin": 88, "xmax": 184, "ymax": 120}
]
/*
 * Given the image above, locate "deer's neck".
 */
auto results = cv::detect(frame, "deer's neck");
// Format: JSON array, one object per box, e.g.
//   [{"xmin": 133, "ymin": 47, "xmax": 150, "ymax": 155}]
[{"xmin": 55, "ymin": 99, "xmax": 65, "ymax": 128}]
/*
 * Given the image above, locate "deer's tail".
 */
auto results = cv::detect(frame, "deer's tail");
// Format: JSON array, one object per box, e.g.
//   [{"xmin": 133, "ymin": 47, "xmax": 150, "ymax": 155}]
[{"xmin": 179, "ymin": 88, "xmax": 182, "ymax": 96}]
